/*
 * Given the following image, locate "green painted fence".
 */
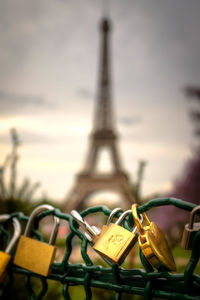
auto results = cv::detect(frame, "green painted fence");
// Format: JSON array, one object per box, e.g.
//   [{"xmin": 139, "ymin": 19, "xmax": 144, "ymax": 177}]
[{"xmin": 0, "ymin": 198, "xmax": 199, "ymax": 300}]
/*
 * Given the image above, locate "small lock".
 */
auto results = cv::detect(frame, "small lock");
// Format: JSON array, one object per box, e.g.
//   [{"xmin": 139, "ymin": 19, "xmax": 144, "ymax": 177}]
[
  {"xmin": 93, "ymin": 209, "xmax": 139, "ymax": 265},
  {"xmin": 181, "ymin": 205, "xmax": 200, "ymax": 250},
  {"xmin": 14, "ymin": 205, "xmax": 60, "ymax": 277},
  {"xmin": 70, "ymin": 208, "xmax": 124, "ymax": 266},
  {"xmin": 0, "ymin": 214, "xmax": 21, "ymax": 281},
  {"xmin": 132, "ymin": 204, "xmax": 176, "ymax": 271}
]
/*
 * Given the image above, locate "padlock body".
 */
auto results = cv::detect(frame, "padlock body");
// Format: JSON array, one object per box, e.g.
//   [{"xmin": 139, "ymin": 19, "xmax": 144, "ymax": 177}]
[
  {"xmin": 138, "ymin": 222, "xmax": 176, "ymax": 271},
  {"xmin": 181, "ymin": 223, "xmax": 200, "ymax": 250},
  {"xmin": 0, "ymin": 251, "xmax": 11, "ymax": 281},
  {"xmin": 93, "ymin": 223, "xmax": 137, "ymax": 265},
  {"xmin": 13, "ymin": 236, "xmax": 56, "ymax": 276}
]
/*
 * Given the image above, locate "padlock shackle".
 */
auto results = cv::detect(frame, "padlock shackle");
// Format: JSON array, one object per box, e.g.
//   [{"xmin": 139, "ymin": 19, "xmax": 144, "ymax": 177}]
[
  {"xmin": 106, "ymin": 208, "xmax": 123, "ymax": 226},
  {"xmin": 70, "ymin": 210, "xmax": 97, "ymax": 238},
  {"xmin": 115, "ymin": 210, "xmax": 131, "ymax": 225},
  {"xmin": 115, "ymin": 209, "xmax": 143, "ymax": 234},
  {"xmin": 132, "ymin": 204, "xmax": 150, "ymax": 234},
  {"xmin": 24, "ymin": 204, "xmax": 60, "ymax": 245},
  {"xmin": 0, "ymin": 214, "xmax": 10, "ymax": 222},
  {"xmin": 91, "ymin": 226, "xmax": 101, "ymax": 236},
  {"xmin": 50, "ymin": 214, "xmax": 60, "ymax": 245},
  {"xmin": 188, "ymin": 205, "xmax": 200, "ymax": 229},
  {"xmin": 0, "ymin": 214, "xmax": 21, "ymax": 254},
  {"xmin": 6, "ymin": 217, "xmax": 21, "ymax": 254}
]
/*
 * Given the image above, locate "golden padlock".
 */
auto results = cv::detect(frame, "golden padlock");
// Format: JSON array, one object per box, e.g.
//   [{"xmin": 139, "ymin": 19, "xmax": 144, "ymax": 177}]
[
  {"xmin": 181, "ymin": 205, "xmax": 200, "ymax": 250},
  {"xmin": 0, "ymin": 215, "xmax": 21, "ymax": 281},
  {"xmin": 70, "ymin": 209, "xmax": 123, "ymax": 266},
  {"xmin": 14, "ymin": 205, "xmax": 60, "ymax": 277},
  {"xmin": 98, "ymin": 207, "xmax": 123, "ymax": 240},
  {"xmin": 93, "ymin": 209, "xmax": 139, "ymax": 265},
  {"xmin": 132, "ymin": 204, "xmax": 176, "ymax": 271}
]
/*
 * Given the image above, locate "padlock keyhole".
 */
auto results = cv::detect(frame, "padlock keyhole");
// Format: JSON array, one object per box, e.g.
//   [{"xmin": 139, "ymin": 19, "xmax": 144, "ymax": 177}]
[{"xmin": 140, "ymin": 236, "xmax": 147, "ymax": 244}]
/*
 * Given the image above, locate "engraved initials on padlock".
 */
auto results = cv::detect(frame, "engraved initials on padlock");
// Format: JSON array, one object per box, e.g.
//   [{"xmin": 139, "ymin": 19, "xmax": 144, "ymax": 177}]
[
  {"xmin": 93, "ymin": 210, "xmax": 139, "ymax": 265},
  {"xmin": 14, "ymin": 205, "xmax": 60, "ymax": 276},
  {"xmin": 0, "ymin": 215, "xmax": 21, "ymax": 281},
  {"xmin": 181, "ymin": 205, "xmax": 200, "ymax": 250}
]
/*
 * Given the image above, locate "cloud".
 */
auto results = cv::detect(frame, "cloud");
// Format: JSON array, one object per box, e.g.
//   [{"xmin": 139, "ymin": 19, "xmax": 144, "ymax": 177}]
[
  {"xmin": 0, "ymin": 90, "xmax": 45, "ymax": 104},
  {"xmin": 0, "ymin": 90, "xmax": 51, "ymax": 116},
  {"xmin": 76, "ymin": 88, "xmax": 93, "ymax": 100},
  {"xmin": 0, "ymin": 0, "xmax": 199, "ymax": 199},
  {"xmin": 119, "ymin": 116, "xmax": 141, "ymax": 126},
  {"xmin": 0, "ymin": 129, "xmax": 54, "ymax": 145}
]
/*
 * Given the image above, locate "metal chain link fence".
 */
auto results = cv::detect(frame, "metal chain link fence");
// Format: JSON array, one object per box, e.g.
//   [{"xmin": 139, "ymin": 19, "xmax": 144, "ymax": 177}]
[{"xmin": 0, "ymin": 198, "xmax": 199, "ymax": 300}]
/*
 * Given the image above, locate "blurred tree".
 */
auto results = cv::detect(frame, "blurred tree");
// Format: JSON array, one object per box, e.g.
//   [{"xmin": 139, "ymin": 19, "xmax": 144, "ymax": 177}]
[
  {"xmin": 0, "ymin": 129, "xmax": 64, "ymax": 300},
  {"xmin": 151, "ymin": 86, "xmax": 200, "ymax": 247},
  {"xmin": 152, "ymin": 151, "xmax": 200, "ymax": 247},
  {"xmin": 0, "ymin": 128, "xmax": 40, "ymax": 215},
  {"xmin": 185, "ymin": 86, "xmax": 200, "ymax": 137}
]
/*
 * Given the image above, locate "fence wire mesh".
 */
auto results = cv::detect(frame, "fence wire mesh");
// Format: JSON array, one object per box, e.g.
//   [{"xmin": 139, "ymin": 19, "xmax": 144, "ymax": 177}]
[{"xmin": 0, "ymin": 198, "xmax": 199, "ymax": 300}]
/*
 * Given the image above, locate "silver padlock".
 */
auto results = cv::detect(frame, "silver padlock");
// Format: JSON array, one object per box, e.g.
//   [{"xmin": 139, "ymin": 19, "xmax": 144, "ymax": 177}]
[{"xmin": 181, "ymin": 205, "xmax": 200, "ymax": 250}]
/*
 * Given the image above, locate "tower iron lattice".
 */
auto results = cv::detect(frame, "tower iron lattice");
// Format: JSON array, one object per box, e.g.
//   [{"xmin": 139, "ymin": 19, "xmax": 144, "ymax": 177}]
[{"xmin": 65, "ymin": 18, "xmax": 135, "ymax": 212}]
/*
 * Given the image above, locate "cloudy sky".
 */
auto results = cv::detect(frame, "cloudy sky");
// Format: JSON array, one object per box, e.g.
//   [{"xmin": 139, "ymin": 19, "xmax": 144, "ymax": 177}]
[{"xmin": 0, "ymin": 0, "xmax": 200, "ymax": 204}]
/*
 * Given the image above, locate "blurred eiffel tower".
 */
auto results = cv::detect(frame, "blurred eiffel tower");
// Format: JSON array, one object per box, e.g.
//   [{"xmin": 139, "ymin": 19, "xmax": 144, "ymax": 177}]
[{"xmin": 65, "ymin": 17, "xmax": 135, "ymax": 212}]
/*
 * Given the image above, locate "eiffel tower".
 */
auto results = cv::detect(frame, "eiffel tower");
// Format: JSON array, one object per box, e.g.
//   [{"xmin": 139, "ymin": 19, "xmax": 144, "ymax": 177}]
[{"xmin": 65, "ymin": 17, "xmax": 135, "ymax": 212}]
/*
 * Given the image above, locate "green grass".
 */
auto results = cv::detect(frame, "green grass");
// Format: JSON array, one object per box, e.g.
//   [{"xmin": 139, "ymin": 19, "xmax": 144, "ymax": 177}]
[{"xmin": 172, "ymin": 245, "xmax": 191, "ymax": 258}]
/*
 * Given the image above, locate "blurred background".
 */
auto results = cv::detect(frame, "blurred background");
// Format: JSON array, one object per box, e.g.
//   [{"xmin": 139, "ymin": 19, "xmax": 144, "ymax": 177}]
[
  {"xmin": 0, "ymin": 0, "xmax": 200, "ymax": 298},
  {"xmin": 1, "ymin": 0, "xmax": 200, "ymax": 204}
]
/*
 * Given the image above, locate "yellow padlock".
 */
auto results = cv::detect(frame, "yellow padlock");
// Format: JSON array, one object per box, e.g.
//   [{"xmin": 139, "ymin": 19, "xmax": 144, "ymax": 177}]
[
  {"xmin": 0, "ymin": 214, "xmax": 21, "ymax": 281},
  {"xmin": 14, "ymin": 205, "xmax": 60, "ymax": 277},
  {"xmin": 132, "ymin": 204, "xmax": 176, "ymax": 271},
  {"xmin": 93, "ymin": 210, "xmax": 139, "ymax": 265},
  {"xmin": 71, "ymin": 208, "xmax": 124, "ymax": 266},
  {"xmin": 99, "ymin": 208, "xmax": 123, "ymax": 239}
]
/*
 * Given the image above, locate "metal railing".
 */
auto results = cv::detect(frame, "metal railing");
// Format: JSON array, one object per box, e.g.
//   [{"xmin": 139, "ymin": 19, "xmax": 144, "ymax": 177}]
[{"xmin": 0, "ymin": 198, "xmax": 199, "ymax": 300}]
